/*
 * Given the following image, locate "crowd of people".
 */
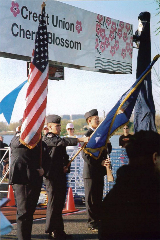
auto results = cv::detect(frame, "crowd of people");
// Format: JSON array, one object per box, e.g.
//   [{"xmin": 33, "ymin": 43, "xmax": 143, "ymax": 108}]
[{"xmin": 0, "ymin": 109, "xmax": 160, "ymax": 240}]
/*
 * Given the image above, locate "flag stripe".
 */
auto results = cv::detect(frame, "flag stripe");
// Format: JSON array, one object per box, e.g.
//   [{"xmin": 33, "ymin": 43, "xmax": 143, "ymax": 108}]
[
  {"xmin": 22, "ymin": 74, "xmax": 48, "ymax": 120},
  {"xmin": 23, "ymin": 86, "xmax": 48, "ymax": 133},
  {"xmin": 26, "ymin": 65, "xmax": 40, "ymax": 99},
  {"xmin": 20, "ymin": 5, "xmax": 48, "ymax": 149},
  {"xmin": 26, "ymin": 66, "xmax": 48, "ymax": 108},
  {"xmin": 21, "ymin": 97, "xmax": 47, "ymax": 142},
  {"xmin": 28, "ymin": 110, "xmax": 46, "ymax": 143},
  {"xmin": 24, "ymin": 107, "xmax": 46, "ymax": 145}
]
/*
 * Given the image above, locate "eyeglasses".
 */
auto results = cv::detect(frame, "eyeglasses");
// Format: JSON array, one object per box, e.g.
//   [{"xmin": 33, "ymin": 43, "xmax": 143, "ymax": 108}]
[
  {"xmin": 123, "ymin": 128, "xmax": 129, "ymax": 129},
  {"xmin": 67, "ymin": 128, "xmax": 74, "ymax": 130}
]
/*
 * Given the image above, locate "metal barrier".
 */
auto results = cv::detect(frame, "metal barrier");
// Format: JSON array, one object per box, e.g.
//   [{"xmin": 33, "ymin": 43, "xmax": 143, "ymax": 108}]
[
  {"xmin": 67, "ymin": 147, "xmax": 129, "ymax": 197},
  {"xmin": 0, "ymin": 147, "xmax": 10, "ymax": 184},
  {"xmin": 103, "ymin": 148, "xmax": 129, "ymax": 195},
  {"xmin": 0, "ymin": 147, "xmax": 129, "ymax": 200}
]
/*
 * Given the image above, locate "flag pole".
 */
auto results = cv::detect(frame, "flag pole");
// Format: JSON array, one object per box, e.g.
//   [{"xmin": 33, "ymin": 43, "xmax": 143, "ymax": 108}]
[
  {"xmin": 106, "ymin": 154, "xmax": 114, "ymax": 182},
  {"xmin": 66, "ymin": 127, "xmax": 99, "ymax": 168},
  {"xmin": 39, "ymin": 1, "xmax": 46, "ymax": 168},
  {"xmin": 41, "ymin": 1, "xmax": 46, "ymax": 9},
  {"xmin": 66, "ymin": 143, "xmax": 87, "ymax": 168}
]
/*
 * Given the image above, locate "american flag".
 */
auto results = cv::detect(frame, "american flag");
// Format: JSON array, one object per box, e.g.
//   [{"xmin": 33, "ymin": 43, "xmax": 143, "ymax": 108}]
[{"xmin": 20, "ymin": 5, "xmax": 48, "ymax": 149}]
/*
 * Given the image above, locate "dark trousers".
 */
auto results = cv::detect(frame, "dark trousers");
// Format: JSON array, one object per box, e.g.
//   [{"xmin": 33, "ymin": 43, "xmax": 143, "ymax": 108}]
[
  {"xmin": 84, "ymin": 177, "xmax": 104, "ymax": 228},
  {"xmin": 13, "ymin": 180, "xmax": 42, "ymax": 240},
  {"xmin": 44, "ymin": 176, "xmax": 66, "ymax": 233}
]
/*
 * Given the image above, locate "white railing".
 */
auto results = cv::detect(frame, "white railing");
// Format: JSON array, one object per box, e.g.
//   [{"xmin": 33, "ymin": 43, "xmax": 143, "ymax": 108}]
[
  {"xmin": 0, "ymin": 147, "xmax": 10, "ymax": 184},
  {"xmin": 67, "ymin": 147, "xmax": 129, "ymax": 197},
  {"xmin": 0, "ymin": 147, "xmax": 129, "ymax": 198}
]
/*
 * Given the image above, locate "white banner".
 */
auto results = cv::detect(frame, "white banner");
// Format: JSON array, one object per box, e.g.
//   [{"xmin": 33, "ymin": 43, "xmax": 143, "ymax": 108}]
[{"xmin": 0, "ymin": 0, "xmax": 133, "ymax": 73}]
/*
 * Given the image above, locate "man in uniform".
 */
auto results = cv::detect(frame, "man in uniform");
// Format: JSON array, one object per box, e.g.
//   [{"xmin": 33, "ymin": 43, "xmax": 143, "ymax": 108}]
[
  {"xmin": 9, "ymin": 120, "xmax": 50, "ymax": 240},
  {"xmin": 43, "ymin": 114, "xmax": 89, "ymax": 239},
  {"xmin": 81, "ymin": 109, "xmax": 112, "ymax": 231}
]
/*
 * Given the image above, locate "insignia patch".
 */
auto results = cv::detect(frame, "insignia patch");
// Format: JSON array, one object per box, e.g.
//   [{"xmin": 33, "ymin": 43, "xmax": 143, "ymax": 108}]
[{"xmin": 95, "ymin": 136, "xmax": 101, "ymax": 143}]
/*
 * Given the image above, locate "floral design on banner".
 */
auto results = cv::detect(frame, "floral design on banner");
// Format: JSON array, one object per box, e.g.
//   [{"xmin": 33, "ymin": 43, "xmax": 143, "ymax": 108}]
[
  {"xmin": 95, "ymin": 14, "xmax": 133, "ymax": 60},
  {"xmin": 10, "ymin": 1, "xmax": 20, "ymax": 17},
  {"xmin": 76, "ymin": 20, "xmax": 82, "ymax": 34}
]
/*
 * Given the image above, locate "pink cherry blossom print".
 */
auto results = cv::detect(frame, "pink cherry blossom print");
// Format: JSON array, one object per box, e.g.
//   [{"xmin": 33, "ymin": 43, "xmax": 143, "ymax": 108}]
[
  {"xmin": 97, "ymin": 14, "xmax": 103, "ymax": 23},
  {"xmin": 10, "ymin": 1, "xmax": 20, "ymax": 17},
  {"xmin": 130, "ymin": 36, "xmax": 133, "ymax": 47},
  {"xmin": 100, "ymin": 42, "xmax": 106, "ymax": 53},
  {"xmin": 129, "ymin": 48, "xmax": 132, "ymax": 58},
  {"xmin": 96, "ymin": 23, "xmax": 101, "ymax": 35},
  {"xmin": 109, "ymin": 30, "xmax": 115, "ymax": 41},
  {"xmin": 76, "ymin": 21, "xmax": 82, "ymax": 34},
  {"xmin": 106, "ymin": 17, "xmax": 111, "ymax": 27},
  {"xmin": 126, "ymin": 23, "xmax": 130, "ymax": 32},
  {"xmin": 119, "ymin": 21, "xmax": 124, "ymax": 29},
  {"xmin": 114, "ymin": 40, "xmax": 119, "ymax": 51},
  {"xmin": 110, "ymin": 45, "xmax": 116, "ymax": 56},
  {"xmin": 111, "ymin": 22, "xmax": 116, "ymax": 32},
  {"xmin": 123, "ymin": 32, "xmax": 128, "ymax": 42},
  {"xmin": 126, "ymin": 42, "xmax": 130, "ymax": 52},
  {"xmin": 121, "ymin": 49, "xmax": 126, "ymax": 59},
  {"xmin": 117, "ymin": 28, "xmax": 122, "ymax": 39},
  {"xmin": 95, "ymin": 38, "xmax": 99, "ymax": 49},
  {"xmin": 100, "ymin": 28, "xmax": 106, "ymax": 40},
  {"xmin": 105, "ymin": 37, "xmax": 110, "ymax": 48}
]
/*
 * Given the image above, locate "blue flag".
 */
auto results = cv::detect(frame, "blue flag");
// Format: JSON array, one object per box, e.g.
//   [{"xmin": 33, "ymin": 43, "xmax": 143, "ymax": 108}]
[
  {"xmin": 0, "ymin": 80, "xmax": 27, "ymax": 124},
  {"xmin": 84, "ymin": 55, "xmax": 160, "ymax": 159}
]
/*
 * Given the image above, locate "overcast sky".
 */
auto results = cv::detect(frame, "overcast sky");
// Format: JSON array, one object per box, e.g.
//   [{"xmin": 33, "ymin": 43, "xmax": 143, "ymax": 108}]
[{"xmin": 0, "ymin": 0, "xmax": 159, "ymax": 123}]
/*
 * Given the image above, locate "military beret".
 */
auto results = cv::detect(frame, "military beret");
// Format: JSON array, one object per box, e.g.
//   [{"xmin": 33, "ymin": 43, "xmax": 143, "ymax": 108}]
[
  {"xmin": 46, "ymin": 115, "xmax": 61, "ymax": 124},
  {"xmin": 84, "ymin": 109, "xmax": 98, "ymax": 120}
]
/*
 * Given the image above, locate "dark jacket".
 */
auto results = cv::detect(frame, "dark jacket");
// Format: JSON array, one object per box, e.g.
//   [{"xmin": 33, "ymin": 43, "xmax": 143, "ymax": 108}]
[
  {"xmin": 43, "ymin": 132, "xmax": 78, "ymax": 179},
  {"xmin": 82, "ymin": 128, "xmax": 112, "ymax": 179},
  {"xmin": 119, "ymin": 134, "xmax": 133, "ymax": 148},
  {"xmin": 99, "ymin": 165, "xmax": 160, "ymax": 240},
  {"xmin": 9, "ymin": 133, "xmax": 50, "ymax": 185}
]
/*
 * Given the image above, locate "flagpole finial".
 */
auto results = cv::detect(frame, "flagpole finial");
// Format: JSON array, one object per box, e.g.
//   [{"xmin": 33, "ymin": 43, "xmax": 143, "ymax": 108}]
[{"xmin": 41, "ymin": 2, "xmax": 46, "ymax": 10}]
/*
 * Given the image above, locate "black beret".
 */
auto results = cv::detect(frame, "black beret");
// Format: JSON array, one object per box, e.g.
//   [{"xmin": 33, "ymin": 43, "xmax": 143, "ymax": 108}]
[
  {"xmin": 84, "ymin": 109, "xmax": 98, "ymax": 120},
  {"xmin": 46, "ymin": 115, "xmax": 61, "ymax": 124}
]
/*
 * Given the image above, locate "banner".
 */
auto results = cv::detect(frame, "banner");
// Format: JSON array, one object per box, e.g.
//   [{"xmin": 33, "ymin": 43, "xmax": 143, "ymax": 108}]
[{"xmin": 0, "ymin": 0, "xmax": 133, "ymax": 74}]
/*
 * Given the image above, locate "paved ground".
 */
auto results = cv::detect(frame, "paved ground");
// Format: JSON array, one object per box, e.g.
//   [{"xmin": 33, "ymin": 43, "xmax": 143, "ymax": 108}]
[{"xmin": 1, "ymin": 206, "xmax": 99, "ymax": 240}]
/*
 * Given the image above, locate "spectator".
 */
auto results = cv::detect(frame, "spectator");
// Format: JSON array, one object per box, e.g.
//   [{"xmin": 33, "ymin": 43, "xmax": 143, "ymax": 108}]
[
  {"xmin": 66, "ymin": 123, "xmax": 76, "ymax": 138},
  {"xmin": 99, "ymin": 130, "xmax": 160, "ymax": 240},
  {"xmin": 119, "ymin": 124, "xmax": 133, "ymax": 148}
]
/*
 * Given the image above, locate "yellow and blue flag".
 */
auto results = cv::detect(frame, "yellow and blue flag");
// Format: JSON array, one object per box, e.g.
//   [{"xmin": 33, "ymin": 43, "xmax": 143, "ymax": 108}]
[{"xmin": 84, "ymin": 55, "xmax": 160, "ymax": 159}]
